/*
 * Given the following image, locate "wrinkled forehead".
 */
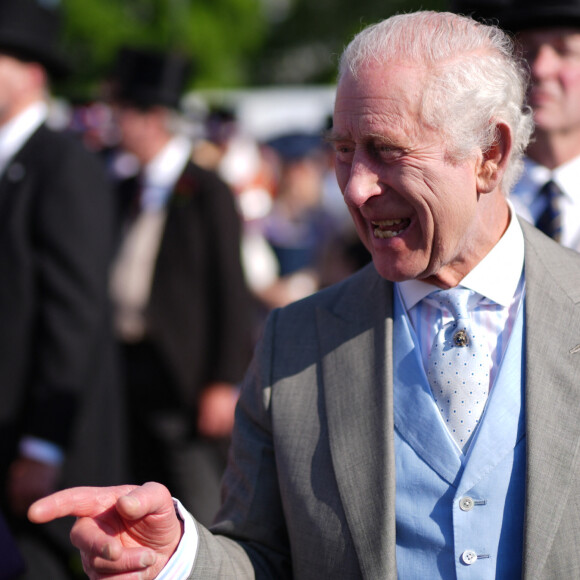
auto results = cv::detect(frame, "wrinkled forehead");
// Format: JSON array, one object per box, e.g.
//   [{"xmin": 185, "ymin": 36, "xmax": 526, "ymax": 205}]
[{"xmin": 332, "ymin": 62, "xmax": 429, "ymax": 137}]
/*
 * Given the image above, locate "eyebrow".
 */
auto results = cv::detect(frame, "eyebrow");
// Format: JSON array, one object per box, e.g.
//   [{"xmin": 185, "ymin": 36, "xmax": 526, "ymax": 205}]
[
  {"xmin": 323, "ymin": 129, "xmax": 345, "ymax": 144},
  {"xmin": 325, "ymin": 130, "xmax": 404, "ymax": 149}
]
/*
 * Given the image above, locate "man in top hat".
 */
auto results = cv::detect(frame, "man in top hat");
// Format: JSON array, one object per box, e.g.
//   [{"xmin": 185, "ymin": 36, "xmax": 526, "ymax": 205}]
[
  {"xmin": 108, "ymin": 47, "xmax": 254, "ymax": 527},
  {"xmin": 0, "ymin": 0, "xmax": 126, "ymax": 577},
  {"xmin": 500, "ymin": 0, "xmax": 580, "ymax": 250}
]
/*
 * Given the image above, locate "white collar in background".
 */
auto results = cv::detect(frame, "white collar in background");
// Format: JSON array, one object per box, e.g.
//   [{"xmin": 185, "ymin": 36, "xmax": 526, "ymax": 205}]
[
  {"xmin": 140, "ymin": 134, "xmax": 192, "ymax": 211},
  {"xmin": 519, "ymin": 154, "xmax": 580, "ymax": 202},
  {"xmin": 0, "ymin": 101, "xmax": 47, "ymax": 175},
  {"xmin": 398, "ymin": 201, "xmax": 524, "ymax": 310},
  {"xmin": 143, "ymin": 134, "xmax": 192, "ymax": 190}
]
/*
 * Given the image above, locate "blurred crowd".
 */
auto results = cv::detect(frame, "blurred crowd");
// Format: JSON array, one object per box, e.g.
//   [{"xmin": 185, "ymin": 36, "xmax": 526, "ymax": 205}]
[
  {"xmin": 0, "ymin": 2, "xmax": 369, "ymax": 578},
  {"xmin": 69, "ymin": 98, "xmax": 370, "ymax": 315}
]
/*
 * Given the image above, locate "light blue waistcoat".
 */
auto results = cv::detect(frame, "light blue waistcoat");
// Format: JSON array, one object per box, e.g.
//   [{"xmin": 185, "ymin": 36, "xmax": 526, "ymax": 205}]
[{"xmin": 393, "ymin": 288, "xmax": 526, "ymax": 579}]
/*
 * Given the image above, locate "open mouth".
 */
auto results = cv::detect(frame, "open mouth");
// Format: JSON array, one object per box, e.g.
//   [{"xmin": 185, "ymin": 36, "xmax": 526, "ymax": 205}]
[{"xmin": 372, "ymin": 218, "xmax": 411, "ymax": 239}]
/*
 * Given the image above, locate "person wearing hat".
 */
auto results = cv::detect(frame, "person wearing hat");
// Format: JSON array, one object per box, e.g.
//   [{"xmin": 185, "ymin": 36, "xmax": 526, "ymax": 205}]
[
  {"xmin": 254, "ymin": 132, "xmax": 347, "ymax": 308},
  {"xmin": 0, "ymin": 0, "xmax": 126, "ymax": 577},
  {"xmin": 108, "ymin": 47, "xmax": 254, "ymax": 527},
  {"xmin": 500, "ymin": 0, "xmax": 580, "ymax": 250},
  {"xmin": 448, "ymin": 0, "xmax": 511, "ymax": 24}
]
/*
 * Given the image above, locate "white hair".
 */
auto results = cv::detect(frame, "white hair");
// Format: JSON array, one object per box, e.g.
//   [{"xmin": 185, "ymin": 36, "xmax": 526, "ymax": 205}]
[{"xmin": 338, "ymin": 11, "xmax": 534, "ymax": 194}]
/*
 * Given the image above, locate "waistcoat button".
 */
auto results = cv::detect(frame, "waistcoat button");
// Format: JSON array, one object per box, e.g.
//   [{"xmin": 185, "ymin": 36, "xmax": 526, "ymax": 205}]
[{"xmin": 459, "ymin": 496, "xmax": 474, "ymax": 511}]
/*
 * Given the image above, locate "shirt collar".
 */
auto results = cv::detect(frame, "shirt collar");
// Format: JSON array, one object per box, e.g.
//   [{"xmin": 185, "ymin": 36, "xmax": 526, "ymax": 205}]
[
  {"xmin": 398, "ymin": 201, "xmax": 524, "ymax": 310},
  {"xmin": 518, "ymin": 154, "xmax": 580, "ymax": 202},
  {"xmin": 0, "ymin": 102, "xmax": 47, "ymax": 173},
  {"xmin": 144, "ymin": 134, "xmax": 192, "ymax": 189}
]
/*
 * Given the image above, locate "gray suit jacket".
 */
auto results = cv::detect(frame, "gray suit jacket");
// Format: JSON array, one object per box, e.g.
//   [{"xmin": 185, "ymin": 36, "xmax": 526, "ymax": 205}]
[{"xmin": 190, "ymin": 219, "xmax": 580, "ymax": 579}]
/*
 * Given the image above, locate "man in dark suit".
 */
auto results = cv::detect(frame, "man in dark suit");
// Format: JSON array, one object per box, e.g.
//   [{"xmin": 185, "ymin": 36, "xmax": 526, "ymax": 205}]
[
  {"xmin": 0, "ymin": 0, "xmax": 125, "ymax": 577},
  {"xmin": 0, "ymin": 509, "xmax": 24, "ymax": 579},
  {"xmin": 108, "ymin": 47, "xmax": 254, "ymax": 526},
  {"xmin": 28, "ymin": 10, "xmax": 580, "ymax": 579},
  {"xmin": 499, "ymin": 0, "xmax": 580, "ymax": 251}
]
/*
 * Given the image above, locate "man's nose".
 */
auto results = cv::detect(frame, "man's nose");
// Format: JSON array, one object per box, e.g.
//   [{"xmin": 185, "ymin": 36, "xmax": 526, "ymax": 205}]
[
  {"xmin": 530, "ymin": 44, "xmax": 560, "ymax": 80},
  {"xmin": 342, "ymin": 158, "xmax": 383, "ymax": 208}
]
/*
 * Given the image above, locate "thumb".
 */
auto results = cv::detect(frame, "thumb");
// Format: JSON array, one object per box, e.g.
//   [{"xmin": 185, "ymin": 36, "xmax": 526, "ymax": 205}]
[{"xmin": 116, "ymin": 482, "xmax": 176, "ymax": 522}]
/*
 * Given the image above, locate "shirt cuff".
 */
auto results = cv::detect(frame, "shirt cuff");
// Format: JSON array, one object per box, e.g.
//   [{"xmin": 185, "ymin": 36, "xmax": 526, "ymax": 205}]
[
  {"xmin": 155, "ymin": 499, "xmax": 198, "ymax": 579},
  {"xmin": 19, "ymin": 436, "xmax": 65, "ymax": 465}
]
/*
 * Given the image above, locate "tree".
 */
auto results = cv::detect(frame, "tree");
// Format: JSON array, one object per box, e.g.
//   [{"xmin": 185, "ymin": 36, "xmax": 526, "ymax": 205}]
[
  {"xmin": 56, "ymin": 0, "xmax": 453, "ymax": 98},
  {"xmin": 252, "ymin": 0, "xmax": 449, "ymax": 85},
  {"xmin": 57, "ymin": 0, "xmax": 267, "ymax": 99}
]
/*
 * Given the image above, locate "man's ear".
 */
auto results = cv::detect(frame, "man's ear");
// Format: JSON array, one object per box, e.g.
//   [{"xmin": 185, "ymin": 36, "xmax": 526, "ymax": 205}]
[{"xmin": 476, "ymin": 121, "xmax": 512, "ymax": 194}]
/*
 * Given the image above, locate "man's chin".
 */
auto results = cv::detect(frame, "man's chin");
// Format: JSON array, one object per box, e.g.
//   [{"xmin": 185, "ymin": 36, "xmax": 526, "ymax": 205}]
[
  {"xmin": 532, "ymin": 111, "xmax": 568, "ymax": 134},
  {"xmin": 372, "ymin": 259, "xmax": 427, "ymax": 283}
]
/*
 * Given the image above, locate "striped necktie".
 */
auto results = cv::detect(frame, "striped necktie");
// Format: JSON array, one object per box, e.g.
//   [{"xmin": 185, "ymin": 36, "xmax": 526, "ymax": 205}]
[{"xmin": 536, "ymin": 180, "xmax": 562, "ymax": 242}]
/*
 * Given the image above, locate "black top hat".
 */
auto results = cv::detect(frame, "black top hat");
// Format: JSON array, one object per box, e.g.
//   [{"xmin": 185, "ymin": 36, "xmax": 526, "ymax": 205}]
[
  {"xmin": 110, "ymin": 47, "xmax": 191, "ymax": 110},
  {"xmin": 448, "ymin": 0, "xmax": 511, "ymax": 25},
  {"xmin": 501, "ymin": 0, "xmax": 580, "ymax": 33},
  {"xmin": 0, "ymin": 0, "xmax": 69, "ymax": 78}
]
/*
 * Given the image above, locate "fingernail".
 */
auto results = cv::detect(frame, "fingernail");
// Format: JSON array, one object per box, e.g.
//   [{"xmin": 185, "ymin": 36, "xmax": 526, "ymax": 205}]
[
  {"xmin": 139, "ymin": 552, "xmax": 155, "ymax": 568},
  {"xmin": 124, "ymin": 496, "xmax": 140, "ymax": 510}
]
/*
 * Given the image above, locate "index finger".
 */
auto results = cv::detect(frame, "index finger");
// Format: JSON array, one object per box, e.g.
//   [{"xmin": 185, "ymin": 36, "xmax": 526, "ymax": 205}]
[{"xmin": 28, "ymin": 485, "xmax": 138, "ymax": 523}]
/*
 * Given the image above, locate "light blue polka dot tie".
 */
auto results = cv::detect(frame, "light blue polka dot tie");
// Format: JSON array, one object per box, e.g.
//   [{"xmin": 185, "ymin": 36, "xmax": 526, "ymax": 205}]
[{"xmin": 426, "ymin": 288, "xmax": 490, "ymax": 453}]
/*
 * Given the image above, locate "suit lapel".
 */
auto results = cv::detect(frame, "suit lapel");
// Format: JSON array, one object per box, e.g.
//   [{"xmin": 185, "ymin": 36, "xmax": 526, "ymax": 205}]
[
  {"xmin": 0, "ymin": 128, "xmax": 38, "ymax": 218},
  {"xmin": 318, "ymin": 267, "xmax": 397, "ymax": 579},
  {"xmin": 521, "ymin": 222, "xmax": 580, "ymax": 577}
]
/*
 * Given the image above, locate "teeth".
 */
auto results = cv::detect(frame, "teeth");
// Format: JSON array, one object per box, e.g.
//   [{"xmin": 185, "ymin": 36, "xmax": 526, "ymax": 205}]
[
  {"xmin": 375, "ymin": 229, "xmax": 401, "ymax": 238},
  {"xmin": 372, "ymin": 219, "xmax": 403, "ymax": 227},
  {"xmin": 372, "ymin": 218, "xmax": 408, "ymax": 238}
]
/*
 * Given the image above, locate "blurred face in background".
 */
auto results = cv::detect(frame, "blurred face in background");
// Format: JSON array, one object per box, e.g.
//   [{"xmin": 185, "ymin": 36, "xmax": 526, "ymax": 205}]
[
  {"xmin": 518, "ymin": 28, "xmax": 580, "ymax": 136},
  {"xmin": 0, "ymin": 54, "xmax": 43, "ymax": 124},
  {"xmin": 276, "ymin": 156, "xmax": 325, "ymax": 214},
  {"xmin": 115, "ymin": 105, "xmax": 151, "ymax": 154},
  {"xmin": 114, "ymin": 103, "xmax": 169, "ymax": 164}
]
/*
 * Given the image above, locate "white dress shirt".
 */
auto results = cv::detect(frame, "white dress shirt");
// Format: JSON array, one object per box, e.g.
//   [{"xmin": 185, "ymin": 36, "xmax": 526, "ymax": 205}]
[
  {"xmin": 511, "ymin": 155, "xmax": 580, "ymax": 251},
  {"xmin": 0, "ymin": 101, "xmax": 47, "ymax": 175},
  {"xmin": 399, "ymin": 202, "xmax": 525, "ymax": 389}
]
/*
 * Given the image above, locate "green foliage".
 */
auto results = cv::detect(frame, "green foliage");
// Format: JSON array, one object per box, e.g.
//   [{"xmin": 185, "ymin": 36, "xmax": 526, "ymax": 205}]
[
  {"xmin": 253, "ymin": 0, "xmax": 450, "ymax": 85},
  {"xmin": 188, "ymin": 0, "xmax": 267, "ymax": 88},
  {"xmin": 55, "ymin": 0, "xmax": 451, "ymax": 98},
  {"xmin": 57, "ymin": 0, "xmax": 267, "ymax": 98}
]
